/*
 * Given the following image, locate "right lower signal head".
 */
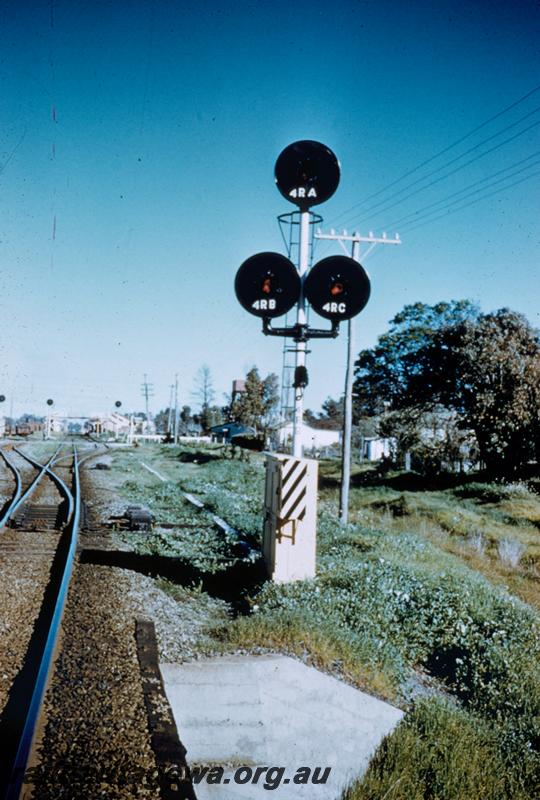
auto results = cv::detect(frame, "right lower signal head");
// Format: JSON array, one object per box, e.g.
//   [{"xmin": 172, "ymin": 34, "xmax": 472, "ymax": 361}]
[
  {"xmin": 303, "ymin": 255, "xmax": 371, "ymax": 321},
  {"xmin": 235, "ymin": 252, "xmax": 301, "ymax": 318}
]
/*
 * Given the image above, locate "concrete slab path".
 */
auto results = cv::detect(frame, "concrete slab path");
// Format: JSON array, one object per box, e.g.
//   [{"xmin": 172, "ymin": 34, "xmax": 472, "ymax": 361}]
[{"xmin": 161, "ymin": 654, "xmax": 404, "ymax": 800}]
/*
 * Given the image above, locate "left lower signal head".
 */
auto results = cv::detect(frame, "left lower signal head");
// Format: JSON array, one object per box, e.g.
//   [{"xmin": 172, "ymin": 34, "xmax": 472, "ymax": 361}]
[{"xmin": 235, "ymin": 252, "xmax": 300, "ymax": 318}]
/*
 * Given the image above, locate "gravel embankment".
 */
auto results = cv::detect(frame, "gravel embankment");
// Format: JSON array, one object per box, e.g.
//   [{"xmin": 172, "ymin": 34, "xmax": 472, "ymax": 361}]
[
  {"xmin": 29, "ymin": 449, "xmax": 230, "ymax": 798},
  {"xmin": 30, "ymin": 564, "xmax": 161, "ymax": 799},
  {"xmin": 0, "ymin": 541, "xmax": 53, "ymax": 715}
]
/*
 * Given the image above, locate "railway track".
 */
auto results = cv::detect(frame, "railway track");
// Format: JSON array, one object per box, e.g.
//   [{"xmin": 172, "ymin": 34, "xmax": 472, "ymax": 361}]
[{"xmin": 0, "ymin": 443, "xmax": 82, "ymax": 800}]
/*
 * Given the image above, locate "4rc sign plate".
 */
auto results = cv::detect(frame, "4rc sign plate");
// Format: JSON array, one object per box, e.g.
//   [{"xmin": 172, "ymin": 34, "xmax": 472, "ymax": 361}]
[{"xmin": 304, "ymin": 256, "xmax": 371, "ymax": 321}]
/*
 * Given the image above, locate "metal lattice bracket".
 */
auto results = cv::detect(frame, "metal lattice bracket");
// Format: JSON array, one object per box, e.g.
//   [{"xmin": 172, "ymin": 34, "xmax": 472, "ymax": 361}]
[{"xmin": 262, "ymin": 318, "xmax": 339, "ymax": 342}]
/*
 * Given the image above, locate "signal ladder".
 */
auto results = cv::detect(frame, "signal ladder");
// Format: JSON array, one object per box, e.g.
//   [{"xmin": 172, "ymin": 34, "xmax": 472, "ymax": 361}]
[{"xmin": 277, "ymin": 210, "xmax": 322, "ymax": 440}]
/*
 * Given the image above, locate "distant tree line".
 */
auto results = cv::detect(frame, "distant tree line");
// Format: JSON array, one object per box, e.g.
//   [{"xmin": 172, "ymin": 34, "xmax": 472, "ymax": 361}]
[{"xmin": 154, "ymin": 365, "xmax": 280, "ymax": 441}]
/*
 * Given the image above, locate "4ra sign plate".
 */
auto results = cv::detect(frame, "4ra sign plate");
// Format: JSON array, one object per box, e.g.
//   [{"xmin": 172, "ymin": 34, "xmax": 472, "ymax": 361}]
[{"xmin": 274, "ymin": 140, "xmax": 340, "ymax": 210}]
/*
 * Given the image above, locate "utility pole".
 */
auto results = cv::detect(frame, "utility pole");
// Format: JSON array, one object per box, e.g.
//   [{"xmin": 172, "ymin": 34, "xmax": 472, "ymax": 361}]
[
  {"xmin": 166, "ymin": 384, "xmax": 174, "ymax": 436},
  {"xmin": 314, "ymin": 229, "xmax": 401, "ymax": 524},
  {"xmin": 141, "ymin": 374, "xmax": 154, "ymax": 434},
  {"xmin": 173, "ymin": 374, "xmax": 179, "ymax": 444}
]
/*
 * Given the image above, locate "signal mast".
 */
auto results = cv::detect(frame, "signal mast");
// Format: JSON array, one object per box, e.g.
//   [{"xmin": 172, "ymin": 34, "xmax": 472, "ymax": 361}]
[{"xmin": 234, "ymin": 140, "xmax": 371, "ymax": 457}]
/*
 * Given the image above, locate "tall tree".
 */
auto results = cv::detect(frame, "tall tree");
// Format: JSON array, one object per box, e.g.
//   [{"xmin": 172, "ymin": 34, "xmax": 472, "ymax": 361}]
[
  {"xmin": 261, "ymin": 372, "xmax": 280, "ymax": 434},
  {"xmin": 179, "ymin": 405, "xmax": 193, "ymax": 434},
  {"xmin": 354, "ymin": 301, "xmax": 540, "ymax": 476},
  {"xmin": 200, "ymin": 405, "xmax": 224, "ymax": 431},
  {"xmin": 452, "ymin": 309, "xmax": 540, "ymax": 474},
  {"xmin": 153, "ymin": 407, "xmax": 171, "ymax": 434},
  {"xmin": 354, "ymin": 300, "xmax": 479, "ymax": 416},
  {"xmin": 230, "ymin": 367, "xmax": 280, "ymax": 435},
  {"xmin": 320, "ymin": 396, "xmax": 344, "ymax": 426},
  {"xmin": 303, "ymin": 396, "xmax": 344, "ymax": 429},
  {"xmin": 192, "ymin": 365, "xmax": 215, "ymax": 412}
]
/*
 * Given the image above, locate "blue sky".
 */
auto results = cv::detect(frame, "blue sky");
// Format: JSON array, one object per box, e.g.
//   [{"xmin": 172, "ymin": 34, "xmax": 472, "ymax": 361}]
[{"xmin": 0, "ymin": 0, "xmax": 538, "ymax": 418}]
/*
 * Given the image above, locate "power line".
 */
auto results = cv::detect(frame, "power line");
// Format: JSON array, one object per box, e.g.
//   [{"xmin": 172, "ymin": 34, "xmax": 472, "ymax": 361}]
[
  {"xmin": 328, "ymin": 83, "xmax": 540, "ymax": 226},
  {"xmin": 384, "ymin": 150, "xmax": 540, "ymax": 229},
  {"xmin": 399, "ymin": 167, "xmax": 540, "ymax": 234},
  {"xmin": 344, "ymin": 115, "xmax": 540, "ymax": 230}
]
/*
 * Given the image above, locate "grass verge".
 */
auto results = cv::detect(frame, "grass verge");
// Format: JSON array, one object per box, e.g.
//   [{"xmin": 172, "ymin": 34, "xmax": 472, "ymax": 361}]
[{"xmin": 116, "ymin": 446, "xmax": 540, "ymax": 798}]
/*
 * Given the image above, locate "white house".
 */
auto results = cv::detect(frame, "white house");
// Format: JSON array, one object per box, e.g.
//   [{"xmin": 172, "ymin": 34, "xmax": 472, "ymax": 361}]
[
  {"xmin": 279, "ymin": 422, "xmax": 340, "ymax": 452},
  {"xmin": 361, "ymin": 436, "xmax": 394, "ymax": 461}
]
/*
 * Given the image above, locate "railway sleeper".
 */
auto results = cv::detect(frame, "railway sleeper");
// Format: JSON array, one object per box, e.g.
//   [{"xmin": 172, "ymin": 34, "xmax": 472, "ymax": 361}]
[{"xmin": 9, "ymin": 504, "xmax": 64, "ymax": 530}]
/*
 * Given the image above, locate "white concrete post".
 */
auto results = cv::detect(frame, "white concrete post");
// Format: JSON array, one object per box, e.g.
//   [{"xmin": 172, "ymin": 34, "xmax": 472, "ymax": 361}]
[{"xmin": 263, "ymin": 453, "xmax": 318, "ymax": 583}]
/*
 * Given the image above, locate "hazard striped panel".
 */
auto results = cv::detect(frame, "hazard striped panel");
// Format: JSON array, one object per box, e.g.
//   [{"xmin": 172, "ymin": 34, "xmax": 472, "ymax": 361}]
[{"xmin": 280, "ymin": 458, "xmax": 308, "ymax": 521}]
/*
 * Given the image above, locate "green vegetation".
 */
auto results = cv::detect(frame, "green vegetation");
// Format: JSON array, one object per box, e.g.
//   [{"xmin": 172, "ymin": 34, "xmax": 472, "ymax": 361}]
[
  {"xmin": 116, "ymin": 473, "xmax": 252, "ymax": 573},
  {"xmin": 114, "ymin": 445, "xmax": 540, "ymax": 798},
  {"xmin": 354, "ymin": 301, "xmax": 540, "ymax": 477},
  {"xmin": 343, "ymin": 698, "xmax": 537, "ymax": 800}
]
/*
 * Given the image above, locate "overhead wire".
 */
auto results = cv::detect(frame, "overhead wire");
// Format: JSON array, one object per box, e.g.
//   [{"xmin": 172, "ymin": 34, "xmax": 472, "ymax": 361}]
[
  {"xmin": 327, "ymin": 83, "xmax": 540, "ymax": 227},
  {"xmin": 335, "ymin": 108, "xmax": 540, "ymax": 231},
  {"xmin": 398, "ymin": 168, "xmax": 540, "ymax": 234},
  {"xmin": 384, "ymin": 150, "xmax": 540, "ymax": 229}
]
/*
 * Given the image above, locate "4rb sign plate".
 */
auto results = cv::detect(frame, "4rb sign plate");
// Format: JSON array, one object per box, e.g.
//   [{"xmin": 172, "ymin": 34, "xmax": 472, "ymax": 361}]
[{"xmin": 235, "ymin": 252, "xmax": 301, "ymax": 318}]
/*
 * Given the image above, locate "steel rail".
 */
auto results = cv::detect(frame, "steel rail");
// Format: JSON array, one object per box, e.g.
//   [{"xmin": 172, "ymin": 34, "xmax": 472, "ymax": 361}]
[
  {"xmin": 13, "ymin": 447, "xmax": 75, "ymax": 524},
  {"xmin": 52, "ymin": 444, "xmax": 109, "ymax": 468},
  {"xmin": 1, "ymin": 446, "xmax": 81, "ymax": 800},
  {"xmin": 0, "ymin": 447, "xmax": 62, "ymax": 531},
  {"xmin": 0, "ymin": 449, "xmax": 23, "ymax": 529}
]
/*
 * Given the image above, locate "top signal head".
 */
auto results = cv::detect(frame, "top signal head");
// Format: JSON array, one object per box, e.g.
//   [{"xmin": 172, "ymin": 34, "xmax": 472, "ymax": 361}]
[
  {"xmin": 46, "ymin": 398, "xmax": 54, "ymax": 406},
  {"xmin": 274, "ymin": 140, "xmax": 340, "ymax": 210},
  {"xmin": 115, "ymin": 401, "xmax": 122, "ymax": 408},
  {"xmin": 0, "ymin": 395, "xmax": 5, "ymax": 403}
]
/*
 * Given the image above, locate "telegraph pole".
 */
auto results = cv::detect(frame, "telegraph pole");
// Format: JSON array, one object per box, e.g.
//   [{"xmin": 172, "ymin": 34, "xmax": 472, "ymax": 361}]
[
  {"xmin": 166, "ymin": 384, "xmax": 174, "ymax": 436},
  {"xmin": 314, "ymin": 229, "xmax": 401, "ymax": 523},
  {"xmin": 173, "ymin": 374, "xmax": 179, "ymax": 444},
  {"xmin": 141, "ymin": 374, "xmax": 154, "ymax": 434}
]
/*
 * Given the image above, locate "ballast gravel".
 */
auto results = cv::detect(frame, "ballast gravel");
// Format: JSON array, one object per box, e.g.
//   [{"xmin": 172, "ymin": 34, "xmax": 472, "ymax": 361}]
[
  {"xmin": 30, "ymin": 564, "xmax": 161, "ymax": 799},
  {"xmin": 29, "ymin": 565, "xmax": 229, "ymax": 798},
  {"xmin": 12, "ymin": 448, "xmax": 231, "ymax": 798},
  {"xmin": 0, "ymin": 554, "xmax": 52, "ymax": 715}
]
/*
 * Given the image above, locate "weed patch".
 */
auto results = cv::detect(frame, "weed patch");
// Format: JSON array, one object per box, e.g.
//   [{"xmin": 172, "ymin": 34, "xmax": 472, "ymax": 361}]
[{"xmin": 343, "ymin": 697, "xmax": 538, "ymax": 800}]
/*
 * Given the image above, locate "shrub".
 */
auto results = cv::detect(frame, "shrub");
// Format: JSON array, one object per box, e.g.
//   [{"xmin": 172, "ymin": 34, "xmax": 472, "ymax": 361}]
[{"xmin": 498, "ymin": 538, "xmax": 526, "ymax": 568}]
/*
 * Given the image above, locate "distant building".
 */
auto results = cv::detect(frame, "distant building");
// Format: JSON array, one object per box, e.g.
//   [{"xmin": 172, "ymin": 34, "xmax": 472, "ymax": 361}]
[
  {"xmin": 361, "ymin": 436, "xmax": 394, "ymax": 461},
  {"xmin": 210, "ymin": 422, "xmax": 255, "ymax": 444},
  {"xmin": 279, "ymin": 422, "xmax": 340, "ymax": 452},
  {"xmin": 48, "ymin": 414, "xmax": 64, "ymax": 433},
  {"xmin": 86, "ymin": 413, "xmax": 132, "ymax": 436},
  {"xmin": 102, "ymin": 412, "xmax": 131, "ymax": 435}
]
